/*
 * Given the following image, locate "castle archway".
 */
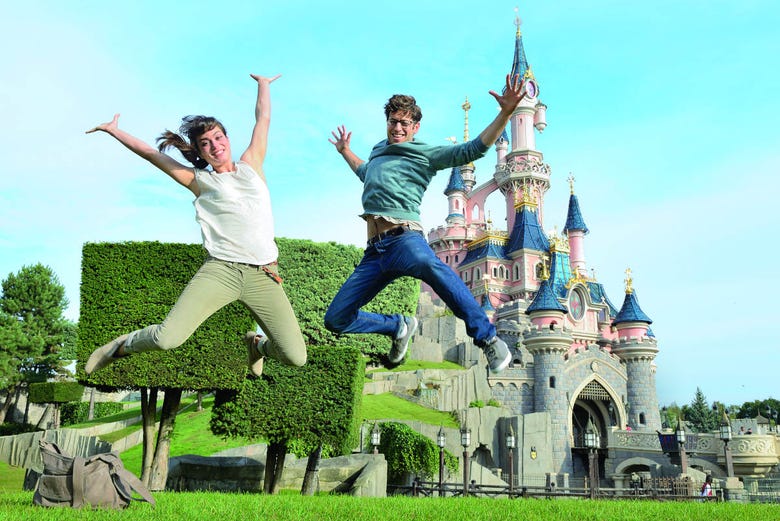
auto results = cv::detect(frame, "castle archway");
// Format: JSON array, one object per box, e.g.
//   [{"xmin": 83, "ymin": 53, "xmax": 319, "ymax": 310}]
[{"xmin": 569, "ymin": 379, "xmax": 621, "ymax": 480}]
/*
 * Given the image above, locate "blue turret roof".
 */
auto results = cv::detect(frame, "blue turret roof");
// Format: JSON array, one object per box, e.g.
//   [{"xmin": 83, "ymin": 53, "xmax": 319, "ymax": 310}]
[
  {"xmin": 509, "ymin": 24, "xmax": 529, "ymax": 83},
  {"xmin": 563, "ymin": 193, "xmax": 589, "ymax": 234},
  {"xmin": 526, "ymin": 278, "xmax": 567, "ymax": 314},
  {"xmin": 459, "ymin": 238, "xmax": 510, "ymax": 266},
  {"xmin": 444, "ymin": 167, "xmax": 465, "ymax": 195},
  {"xmin": 482, "ymin": 294, "xmax": 495, "ymax": 312},
  {"xmin": 507, "ymin": 205, "xmax": 549, "ymax": 253},
  {"xmin": 496, "ymin": 129, "xmax": 509, "ymax": 145},
  {"xmin": 612, "ymin": 291, "xmax": 653, "ymax": 326}
]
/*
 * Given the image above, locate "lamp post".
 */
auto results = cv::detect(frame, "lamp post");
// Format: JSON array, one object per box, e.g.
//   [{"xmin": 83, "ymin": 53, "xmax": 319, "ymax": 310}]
[
  {"xmin": 371, "ymin": 423, "xmax": 381, "ymax": 455},
  {"xmin": 506, "ymin": 425, "xmax": 516, "ymax": 495},
  {"xmin": 675, "ymin": 418, "xmax": 688, "ymax": 474},
  {"xmin": 437, "ymin": 426, "xmax": 446, "ymax": 496},
  {"xmin": 584, "ymin": 418, "xmax": 600, "ymax": 500},
  {"xmin": 460, "ymin": 425, "xmax": 471, "ymax": 497},
  {"xmin": 720, "ymin": 412, "xmax": 734, "ymax": 477}
]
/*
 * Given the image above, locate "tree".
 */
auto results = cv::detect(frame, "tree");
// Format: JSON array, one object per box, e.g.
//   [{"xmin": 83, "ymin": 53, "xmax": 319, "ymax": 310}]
[
  {"xmin": 78, "ymin": 240, "xmax": 418, "ymax": 491},
  {"xmin": 0, "ymin": 264, "xmax": 73, "ymax": 424},
  {"xmin": 682, "ymin": 387, "xmax": 718, "ymax": 433},
  {"xmin": 736, "ymin": 398, "xmax": 780, "ymax": 425}
]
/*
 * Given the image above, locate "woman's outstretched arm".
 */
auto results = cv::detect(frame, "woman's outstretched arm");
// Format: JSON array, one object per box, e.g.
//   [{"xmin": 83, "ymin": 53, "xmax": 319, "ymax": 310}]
[
  {"xmin": 86, "ymin": 114, "xmax": 199, "ymax": 195},
  {"xmin": 240, "ymin": 74, "xmax": 281, "ymax": 180}
]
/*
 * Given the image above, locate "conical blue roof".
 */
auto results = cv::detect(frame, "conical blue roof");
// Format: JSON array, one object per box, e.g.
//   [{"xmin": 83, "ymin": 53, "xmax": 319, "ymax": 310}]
[
  {"xmin": 563, "ymin": 193, "xmax": 589, "ymax": 234},
  {"xmin": 508, "ymin": 26, "xmax": 529, "ymax": 86},
  {"xmin": 496, "ymin": 129, "xmax": 509, "ymax": 145},
  {"xmin": 612, "ymin": 291, "xmax": 652, "ymax": 326},
  {"xmin": 507, "ymin": 205, "xmax": 549, "ymax": 253},
  {"xmin": 482, "ymin": 294, "xmax": 495, "ymax": 312},
  {"xmin": 444, "ymin": 167, "xmax": 465, "ymax": 195},
  {"xmin": 526, "ymin": 278, "xmax": 567, "ymax": 314}
]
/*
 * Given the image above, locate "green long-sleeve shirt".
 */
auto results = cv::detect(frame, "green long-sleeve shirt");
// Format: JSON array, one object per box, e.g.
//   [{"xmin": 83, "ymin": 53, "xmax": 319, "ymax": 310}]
[{"xmin": 355, "ymin": 138, "xmax": 489, "ymax": 222}]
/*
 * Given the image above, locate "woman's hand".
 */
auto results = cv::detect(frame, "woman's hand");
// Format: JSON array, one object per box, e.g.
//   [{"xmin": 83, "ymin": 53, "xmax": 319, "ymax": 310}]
[{"xmin": 86, "ymin": 113, "xmax": 120, "ymax": 134}]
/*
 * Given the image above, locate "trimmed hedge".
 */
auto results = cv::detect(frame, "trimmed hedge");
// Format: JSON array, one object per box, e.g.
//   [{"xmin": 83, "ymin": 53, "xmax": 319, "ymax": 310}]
[
  {"xmin": 77, "ymin": 239, "xmax": 419, "ymax": 455},
  {"xmin": 28, "ymin": 382, "xmax": 84, "ymax": 404},
  {"xmin": 211, "ymin": 345, "xmax": 364, "ymax": 457},
  {"xmin": 60, "ymin": 402, "xmax": 125, "ymax": 426},
  {"xmin": 377, "ymin": 422, "xmax": 459, "ymax": 484}
]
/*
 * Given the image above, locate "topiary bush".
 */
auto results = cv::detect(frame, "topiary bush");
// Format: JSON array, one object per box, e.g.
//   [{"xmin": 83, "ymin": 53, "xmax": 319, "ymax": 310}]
[{"xmin": 377, "ymin": 421, "xmax": 458, "ymax": 484}]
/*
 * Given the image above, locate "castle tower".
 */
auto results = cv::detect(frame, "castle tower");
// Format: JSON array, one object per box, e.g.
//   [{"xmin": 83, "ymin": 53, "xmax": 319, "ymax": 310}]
[
  {"xmin": 610, "ymin": 269, "xmax": 662, "ymax": 431},
  {"xmin": 459, "ymin": 97, "xmax": 476, "ymax": 191},
  {"xmin": 496, "ymin": 12, "xmax": 551, "ymax": 232},
  {"xmin": 505, "ymin": 186, "xmax": 550, "ymax": 299},
  {"xmin": 563, "ymin": 175, "xmax": 589, "ymax": 278},
  {"xmin": 523, "ymin": 272, "xmax": 574, "ymax": 473},
  {"xmin": 444, "ymin": 167, "xmax": 467, "ymax": 226}
]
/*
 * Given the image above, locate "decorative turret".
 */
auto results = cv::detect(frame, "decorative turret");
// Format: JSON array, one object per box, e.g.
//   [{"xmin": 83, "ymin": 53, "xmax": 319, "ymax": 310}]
[
  {"xmin": 459, "ymin": 97, "xmax": 476, "ymax": 191},
  {"xmin": 507, "ymin": 186, "xmax": 549, "ymax": 254},
  {"xmin": 523, "ymin": 260, "xmax": 574, "ymax": 473},
  {"xmin": 563, "ymin": 174, "xmax": 589, "ymax": 278},
  {"xmin": 611, "ymin": 269, "xmax": 661, "ymax": 431},
  {"xmin": 612, "ymin": 268, "xmax": 652, "ymax": 337},
  {"xmin": 444, "ymin": 167, "xmax": 466, "ymax": 225}
]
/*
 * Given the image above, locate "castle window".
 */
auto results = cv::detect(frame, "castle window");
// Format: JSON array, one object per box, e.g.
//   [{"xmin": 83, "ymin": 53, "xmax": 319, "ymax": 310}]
[
  {"xmin": 445, "ymin": 255, "xmax": 449, "ymax": 264},
  {"xmin": 535, "ymin": 262, "xmax": 544, "ymax": 279},
  {"xmin": 492, "ymin": 267, "xmax": 497, "ymax": 278},
  {"xmin": 639, "ymin": 413, "xmax": 646, "ymax": 425},
  {"xmin": 474, "ymin": 268, "xmax": 481, "ymax": 281},
  {"xmin": 514, "ymin": 264, "xmax": 520, "ymax": 280},
  {"xmin": 455, "ymin": 255, "xmax": 459, "ymax": 262},
  {"xmin": 549, "ymin": 376, "xmax": 556, "ymax": 389}
]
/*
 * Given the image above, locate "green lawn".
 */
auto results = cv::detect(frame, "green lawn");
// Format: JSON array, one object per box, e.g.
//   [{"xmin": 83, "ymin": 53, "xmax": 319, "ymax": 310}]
[{"xmin": 1, "ymin": 490, "xmax": 775, "ymax": 521}]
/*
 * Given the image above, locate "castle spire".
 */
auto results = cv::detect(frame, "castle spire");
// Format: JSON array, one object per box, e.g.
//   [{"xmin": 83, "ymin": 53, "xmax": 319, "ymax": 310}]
[
  {"xmin": 510, "ymin": 7, "xmax": 531, "ymax": 82},
  {"xmin": 612, "ymin": 269, "xmax": 652, "ymax": 326}
]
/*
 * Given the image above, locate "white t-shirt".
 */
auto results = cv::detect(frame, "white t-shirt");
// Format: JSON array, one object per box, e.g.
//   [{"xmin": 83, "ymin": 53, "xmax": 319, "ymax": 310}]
[{"xmin": 193, "ymin": 161, "xmax": 277, "ymax": 265}]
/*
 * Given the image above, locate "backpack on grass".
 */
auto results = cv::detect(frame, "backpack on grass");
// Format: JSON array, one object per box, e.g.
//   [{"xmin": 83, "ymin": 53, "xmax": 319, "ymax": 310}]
[{"xmin": 32, "ymin": 439, "xmax": 155, "ymax": 509}]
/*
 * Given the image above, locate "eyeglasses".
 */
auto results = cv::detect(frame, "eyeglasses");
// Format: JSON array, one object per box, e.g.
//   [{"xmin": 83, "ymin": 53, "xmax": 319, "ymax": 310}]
[{"xmin": 387, "ymin": 118, "xmax": 415, "ymax": 129}]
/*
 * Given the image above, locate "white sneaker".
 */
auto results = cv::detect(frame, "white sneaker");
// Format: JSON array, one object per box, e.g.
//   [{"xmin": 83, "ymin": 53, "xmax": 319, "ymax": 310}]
[
  {"xmin": 483, "ymin": 336, "xmax": 511, "ymax": 373},
  {"xmin": 388, "ymin": 316, "xmax": 418, "ymax": 365}
]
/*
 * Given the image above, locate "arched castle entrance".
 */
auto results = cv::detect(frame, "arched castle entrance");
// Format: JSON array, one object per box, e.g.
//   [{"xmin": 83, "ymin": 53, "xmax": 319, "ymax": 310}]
[{"xmin": 569, "ymin": 379, "xmax": 624, "ymax": 480}]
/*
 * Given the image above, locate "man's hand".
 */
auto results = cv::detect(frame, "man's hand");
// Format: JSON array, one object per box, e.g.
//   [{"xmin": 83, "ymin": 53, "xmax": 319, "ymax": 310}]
[
  {"xmin": 329, "ymin": 125, "xmax": 352, "ymax": 154},
  {"xmin": 488, "ymin": 74, "xmax": 526, "ymax": 115}
]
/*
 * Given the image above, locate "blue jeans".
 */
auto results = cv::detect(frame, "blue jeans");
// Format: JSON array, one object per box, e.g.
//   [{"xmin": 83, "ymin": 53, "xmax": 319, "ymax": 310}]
[{"xmin": 324, "ymin": 230, "xmax": 496, "ymax": 345}]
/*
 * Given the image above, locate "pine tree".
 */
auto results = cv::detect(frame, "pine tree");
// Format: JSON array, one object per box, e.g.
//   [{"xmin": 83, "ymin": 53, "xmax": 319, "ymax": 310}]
[
  {"xmin": 0, "ymin": 264, "xmax": 73, "ymax": 423},
  {"xmin": 684, "ymin": 387, "xmax": 719, "ymax": 433}
]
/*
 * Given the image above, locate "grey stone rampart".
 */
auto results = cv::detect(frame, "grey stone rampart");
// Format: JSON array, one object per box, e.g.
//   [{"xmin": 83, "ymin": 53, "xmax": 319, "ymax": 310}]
[
  {"xmin": 0, "ymin": 429, "xmax": 113, "ymax": 473},
  {"xmin": 166, "ymin": 449, "xmax": 387, "ymax": 496}
]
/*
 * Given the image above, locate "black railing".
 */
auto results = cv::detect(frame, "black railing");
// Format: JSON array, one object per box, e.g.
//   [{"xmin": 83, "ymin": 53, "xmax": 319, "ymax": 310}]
[{"xmin": 387, "ymin": 478, "xmax": 720, "ymax": 502}]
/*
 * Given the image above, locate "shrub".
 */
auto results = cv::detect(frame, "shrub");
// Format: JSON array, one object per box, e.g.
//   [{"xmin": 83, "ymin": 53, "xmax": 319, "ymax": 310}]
[
  {"xmin": 377, "ymin": 422, "xmax": 458, "ymax": 484},
  {"xmin": 60, "ymin": 402, "xmax": 125, "ymax": 426}
]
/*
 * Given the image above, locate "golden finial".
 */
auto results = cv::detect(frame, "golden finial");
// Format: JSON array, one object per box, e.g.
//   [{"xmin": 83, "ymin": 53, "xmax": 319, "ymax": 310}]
[
  {"xmin": 462, "ymin": 97, "xmax": 471, "ymax": 142},
  {"xmin": 568, "ymin": 173, "xmax": 575, "ymax": 195},
  {"xmin": 486, "ymin": 210, "xmax": 493, "ymax": 230},
  {"xmin": 624, "ymin": 268, "xmax": 634, "ymax": 294},
  {"xmin": 514, "ymin": 6, "xmax": 522, "ymax": 37},
  {"xmin": 590, "ymin": 268, "xmax": 597, "ymax": 281}
]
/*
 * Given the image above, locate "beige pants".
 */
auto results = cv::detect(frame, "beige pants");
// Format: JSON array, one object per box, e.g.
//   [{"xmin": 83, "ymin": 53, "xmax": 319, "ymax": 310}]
[{"xmin": 124, "ymin": 258, "xmax": 306, "ymax": 366}]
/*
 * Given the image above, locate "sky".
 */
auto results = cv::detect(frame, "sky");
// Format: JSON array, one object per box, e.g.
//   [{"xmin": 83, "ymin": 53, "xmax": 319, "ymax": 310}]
[{"xmin": 2, "ymin": 1, "xmax": 778, "ymax": 407}]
